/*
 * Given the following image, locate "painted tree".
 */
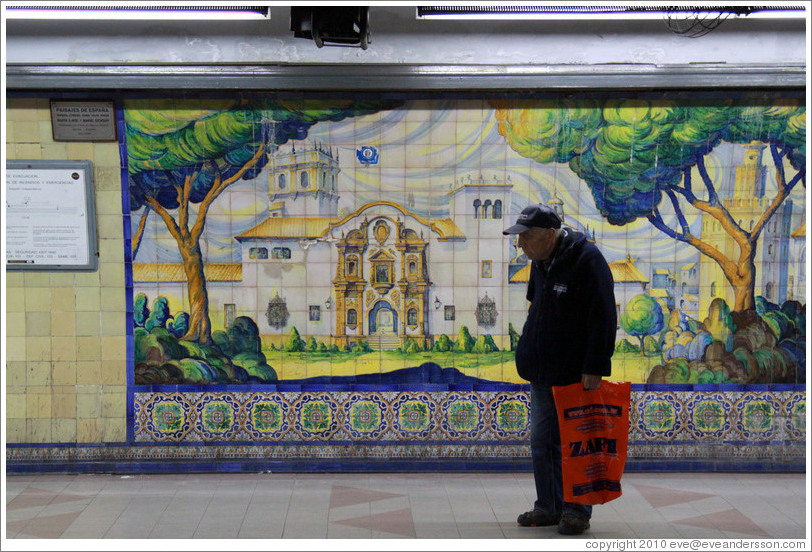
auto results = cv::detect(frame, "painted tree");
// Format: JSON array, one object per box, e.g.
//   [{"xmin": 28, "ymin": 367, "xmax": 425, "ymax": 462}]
[
  {"xmin": 493, "ymin": 95, "xmax": 805, "ymax": 315},
  {"xmin": 620, "ymin": 294, "xmax": 665, "ymax": 353},
  {"xmin": 126, "ymin": 98, "xmax": 399, "ymax": 345}
]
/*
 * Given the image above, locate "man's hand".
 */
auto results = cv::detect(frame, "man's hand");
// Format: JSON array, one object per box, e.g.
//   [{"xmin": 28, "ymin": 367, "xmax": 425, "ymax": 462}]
[{"xmin": 582, "ymin": 374, "xmax": 602, "ymax": 390}]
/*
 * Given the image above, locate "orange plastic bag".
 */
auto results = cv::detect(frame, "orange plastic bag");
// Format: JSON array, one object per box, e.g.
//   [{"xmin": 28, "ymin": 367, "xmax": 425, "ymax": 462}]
[{"xmin": 552, "ymin": 381, "xmax": 631, "ymax": 505}]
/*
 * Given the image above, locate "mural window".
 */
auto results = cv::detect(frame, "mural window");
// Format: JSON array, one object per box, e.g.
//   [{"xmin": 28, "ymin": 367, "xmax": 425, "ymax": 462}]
[
  {"xmin": 710, "ymin": 282, "xmax": 717, "ymax": 297},
  {"xmin": 272, "ymin": 247, "xmax": 291, "ymax": 259},
  {"xmin": 493, "ymin": 199, "xmax": 502, "ymax": 219},
  {"xmin": 444, "ymin": 305, "xmax": 455, "ymax": 321},
  {"xmin": 473, "ymin": 198, "xmax": 481, "ymax": 218},
  {"xmin": 347, "ymin": 259, "xmax": 357, "ymax": 276},
  {"xmin": 375, "ymin": 264, "xmax": 390, "ymax": 283},
  {"xmin": 249, "ymin": 247, "xmax": 268, "ymax": 259},
  {"xmin": 224, "ymin": 304, "xmax": 236, "ymax": 328},
  {"xmin": 768, "ymin": 243, "xmax": 774, "ymax": 255},
  {"xmin": 408, "ymin": 256, "xmax": 418, "ymax": 276},
  {"xmin": 407, "ymin": 308, "xmax": 418, "ymax": 326},
  {"xmin": 300, "ymin": 171, "xmax": 309, "ymax": 188},
  {"xmin": 266, "ymin": 294, "xmax": 290, "ymax": 329},
  {"xmin": 309, "ymin": 305, "xmax": 321, "ymax": 321},
  {"xmin": 483, "ymin": 199, "xmax": 492, "ymax": 218},
  {"xmin": 322, "ymin": 173, "xmax": 327, "ymax": 189},
  {"xmin": 481, "ymin": 260, "xmax": 492, "ymax": 278},
  {"xmin": 765, "ymin": 282, "xmax": 773, "ymax": 299},
  {"xmin": 278, "ymin": 173, "xmax": 286, "ymax": 189},
  {"xmin": 347, "ymin": 309, "xmax": 357, "ymax": 326}
]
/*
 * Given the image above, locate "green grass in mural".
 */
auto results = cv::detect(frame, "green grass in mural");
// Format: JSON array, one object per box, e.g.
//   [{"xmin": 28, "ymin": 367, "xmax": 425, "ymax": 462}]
[{"xmin": 264, "ymin": 348, "xmax": 663, "ymax": 384}]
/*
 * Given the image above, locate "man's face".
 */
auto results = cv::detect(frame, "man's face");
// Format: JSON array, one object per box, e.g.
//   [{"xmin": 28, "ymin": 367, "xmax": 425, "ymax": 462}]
[{"xmin": 517, "ymin": 227, "xmax": 558, "ymax": 261}]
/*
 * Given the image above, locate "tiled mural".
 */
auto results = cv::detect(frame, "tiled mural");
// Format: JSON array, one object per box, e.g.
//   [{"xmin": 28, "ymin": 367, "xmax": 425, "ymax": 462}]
[
  {"xmin": 127, "ymin": 94, "xmax": 805, "ymax": 386},
  {"xmin": 5, "ymin": 91, "xmax": 805, "ymax": 472},
  {"xmin": 117, "ymin": 92, "xmax": 805, "ymax": 469}
]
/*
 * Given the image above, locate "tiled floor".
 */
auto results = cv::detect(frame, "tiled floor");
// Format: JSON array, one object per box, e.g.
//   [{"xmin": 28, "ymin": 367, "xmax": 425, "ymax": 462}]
[{"xmin": 3, "ymin": 472, "xmax": 807, "ymax": 542}]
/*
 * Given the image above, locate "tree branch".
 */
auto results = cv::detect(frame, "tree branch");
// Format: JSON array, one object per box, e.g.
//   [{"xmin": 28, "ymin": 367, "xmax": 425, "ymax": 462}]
[
  {"xmin": 665, "ymin": 188, "xmax": 691, "ymax": 234},
  {"xmin": 696, "ymin": 158, "xmax": 719, "ymax": 205},
  {"xmin": 145, "ymin": 196, "xmax": 184, "ymax": 243},
  {"xmin": 191, "ymin": 142, "xmax": 267, "ymax": 243},
  {"xmin": 751, "ymin": 160, "xmax": 803, "ymax": 240},
  {"xmin": 692, "ymin": 158, "xmax": 749, "ymax": 245},
  {"xmin": 769, "ymin": 143, "xmax": 787, "ymax": 188},
  {"xmin": 131, "ymin": 206, "xmax": 150, "ymax": 260},
  {"xmin": 647, "ymin": 210, "xmax": 687, "ymax": 243}
]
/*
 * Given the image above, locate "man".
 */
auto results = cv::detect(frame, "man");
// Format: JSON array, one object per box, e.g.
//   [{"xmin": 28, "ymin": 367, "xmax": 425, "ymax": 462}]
[{"xmin": 503, "ymin": 203, "xmax": 617, "ymax": 536}]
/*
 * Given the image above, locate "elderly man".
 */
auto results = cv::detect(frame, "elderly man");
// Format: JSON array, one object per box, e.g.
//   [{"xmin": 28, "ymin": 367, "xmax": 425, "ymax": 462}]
[{"xmin": 503, "ymin": 203, "xmax": 617, "ymax": 535}]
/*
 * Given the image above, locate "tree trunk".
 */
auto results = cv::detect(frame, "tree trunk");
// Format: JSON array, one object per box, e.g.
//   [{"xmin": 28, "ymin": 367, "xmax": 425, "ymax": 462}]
[
  {"xmin": 179, "ymin": 240, "xmax": 212, "ymax": 345},
  {"xmin": 725, "ymin": 241, "xmax": 756, "ymax": 314}
]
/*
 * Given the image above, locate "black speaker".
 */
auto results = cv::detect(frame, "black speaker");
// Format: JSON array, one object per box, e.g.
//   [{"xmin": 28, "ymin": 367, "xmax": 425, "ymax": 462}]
[{"xmin": 290, "ymin": 6, "xmax": 370, "ymax": 49}]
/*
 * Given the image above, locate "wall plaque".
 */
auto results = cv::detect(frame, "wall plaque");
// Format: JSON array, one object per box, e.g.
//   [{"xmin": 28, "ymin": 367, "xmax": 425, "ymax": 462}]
[
  {"xmin": 50, "ymin": 100, "xmax": 117, "ymax": 141},
  {"xmin": 6, "ymin": 160, "xmax": 98, "ymax": 271}
]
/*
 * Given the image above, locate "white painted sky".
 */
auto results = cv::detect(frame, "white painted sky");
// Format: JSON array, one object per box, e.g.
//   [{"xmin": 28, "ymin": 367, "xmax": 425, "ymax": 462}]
[{"xmin": 133, "ymin": 99, "xmax": 806, "ymax": 275}]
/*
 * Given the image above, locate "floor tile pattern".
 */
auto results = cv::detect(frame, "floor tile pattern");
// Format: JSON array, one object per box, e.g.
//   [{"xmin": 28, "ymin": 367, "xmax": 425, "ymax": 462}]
[{"xmin": 4, "ymin": 472, "xmax": 806, "ymax": 541}]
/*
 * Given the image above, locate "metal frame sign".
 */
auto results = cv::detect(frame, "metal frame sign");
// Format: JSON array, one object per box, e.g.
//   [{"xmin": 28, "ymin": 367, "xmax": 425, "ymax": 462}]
[
  {"xmin": 50, "ymin": 100, "xmax": 117, "ymax": 141},
  {"xmin": 6, "ymin": 160, "xmax": 99, "ymax": 271}
]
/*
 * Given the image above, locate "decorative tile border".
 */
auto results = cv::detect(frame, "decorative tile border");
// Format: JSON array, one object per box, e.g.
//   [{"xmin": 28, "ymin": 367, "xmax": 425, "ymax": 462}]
[
  {"xmin": 7, "ymin": 387, "xmax": 805, "ymax": 472},
  {"xmin": 132, "ymin": 390, "xmax": 532, "ymax": 443}
]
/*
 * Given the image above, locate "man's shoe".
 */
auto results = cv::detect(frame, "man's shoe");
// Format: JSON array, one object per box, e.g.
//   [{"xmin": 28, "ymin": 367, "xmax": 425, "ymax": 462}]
[
  {"xmin": 558, "ymin": 513, "xmax": 590, "ymax": 535},
  {"xmin": 517, "ymin": 509, "xmax": 560, "ymax": 527}
]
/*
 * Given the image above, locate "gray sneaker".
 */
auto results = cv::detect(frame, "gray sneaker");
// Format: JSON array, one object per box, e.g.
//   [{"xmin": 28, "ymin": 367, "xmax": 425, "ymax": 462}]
[
  {"xmin": 558, "ymin": 513, "xmax": 590, "ymax": 535},
  {"xmin": 517, "ymin": 509, "xmax": 560, "ymax": 527}
]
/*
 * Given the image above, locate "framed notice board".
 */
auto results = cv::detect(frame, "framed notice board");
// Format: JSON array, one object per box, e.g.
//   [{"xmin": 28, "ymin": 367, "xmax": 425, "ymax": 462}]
[{"xmin": 6, "ymin": 160, "xmax": 98, "ymax": 271}]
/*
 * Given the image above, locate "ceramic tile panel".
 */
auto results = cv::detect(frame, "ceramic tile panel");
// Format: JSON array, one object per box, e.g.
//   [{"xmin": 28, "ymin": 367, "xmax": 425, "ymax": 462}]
[{"xmin": 5, "ymin": 90, "xmax": 807, "ymax": 472}]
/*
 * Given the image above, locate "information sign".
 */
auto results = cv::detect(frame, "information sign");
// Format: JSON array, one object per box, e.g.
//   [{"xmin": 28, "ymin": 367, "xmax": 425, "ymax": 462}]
[{"xmin": 6, "ymin": 160, "xmax": 98, "ymax": 271}]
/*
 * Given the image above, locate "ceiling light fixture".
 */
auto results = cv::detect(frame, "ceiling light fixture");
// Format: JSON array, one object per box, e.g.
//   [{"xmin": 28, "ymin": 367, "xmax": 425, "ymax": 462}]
[
  {"xmin": 4, "ymin": 3, "xmax": 271, "ymax": 20},
  {"xmin": 415, "ymin": 4, "xmax": 807, "ymax": 20}
]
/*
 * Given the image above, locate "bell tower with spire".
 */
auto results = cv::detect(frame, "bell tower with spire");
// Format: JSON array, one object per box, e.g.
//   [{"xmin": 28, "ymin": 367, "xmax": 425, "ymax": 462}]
[{"xmin": 267, "ymin": 140, "xmax": 341, "ymax": 216}]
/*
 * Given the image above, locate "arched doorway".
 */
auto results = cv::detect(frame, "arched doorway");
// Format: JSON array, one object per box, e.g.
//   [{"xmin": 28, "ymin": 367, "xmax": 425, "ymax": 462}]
[{"xmin": 368, "ymin": 301, "xmax": 398, "ymax": 334}]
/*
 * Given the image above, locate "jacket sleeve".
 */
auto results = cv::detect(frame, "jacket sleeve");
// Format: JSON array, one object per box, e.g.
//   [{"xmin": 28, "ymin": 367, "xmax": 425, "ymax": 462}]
[{"xmin": 580, "ymin": 247, "xmax": 617, "ymax": 377}]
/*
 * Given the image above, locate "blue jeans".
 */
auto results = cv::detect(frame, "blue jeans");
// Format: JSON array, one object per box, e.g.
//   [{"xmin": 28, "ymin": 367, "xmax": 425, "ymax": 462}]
[{"xmin": 530, "ymin": 382, "xmax": 592, "ymax": 520}]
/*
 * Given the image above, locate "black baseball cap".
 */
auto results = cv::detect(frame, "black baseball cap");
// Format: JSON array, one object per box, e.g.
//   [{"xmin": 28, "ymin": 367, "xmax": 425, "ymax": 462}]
[{"xmin": 503, "ymin": 203, "xmax": 562, "ymax": 235}]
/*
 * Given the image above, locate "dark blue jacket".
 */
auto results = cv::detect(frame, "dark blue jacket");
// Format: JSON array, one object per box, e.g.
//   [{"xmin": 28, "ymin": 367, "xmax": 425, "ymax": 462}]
[{"xmin": 515, "ymin": 229, "xmax": 617, "ymax": 385}]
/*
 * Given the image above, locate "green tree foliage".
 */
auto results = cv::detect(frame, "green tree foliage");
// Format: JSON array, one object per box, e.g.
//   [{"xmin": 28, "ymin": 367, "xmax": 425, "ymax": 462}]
[
  {"xmin": 352, "ymin": 338, "xmax": 372, "ymax": 353},
  {"xmin": 508, "ymin": 323, "xmax": 520, "ymax": 351},
  {"xmin": 703, "ymin": 298, "xmax": 735, "ymax": 349},
  {"xmin": 134, "ymin": 293, "xmax": 150, "ymax": 327},
  {"xmin": 643, "ymin": 335, "xmax": 661, "ymax": 354},
  {"xmin": 168, "ymin": 312, "xmax": 189, "ymax": 338},
  {"xmin": 284, "ymin": 327, "xmax": 306, "ymax": 352},
  {"xmin": 493, "ymin": 96, "xmax": 805, "ymax": 313},
  {"xmin": 401, "ymin": 338, "xmax": 421, "ymax": 354},
  {"xmin": 455, "ymin": 326, "xmax": 476, "ymax": 353},
  {"xmin": 306, "ymin": 336, "xmax": 318, "ymax": 352},
  {"xmin": 432, "ymin": 334, "xmax": 453, "ymax": 352},
  {"xmin": 145, "ymin": 296, "xmax": 171, "ymax": 331},
  {"xmin": 620, "ymin": 294, "xmax": 665, "ymax": 353},
  {"xmin": 472, "ymin": 334, "xmax": 500, "ymax": 353},
  {"xmin": 615, "ymin": 339, "xmax": 641, "ymax": 353}
]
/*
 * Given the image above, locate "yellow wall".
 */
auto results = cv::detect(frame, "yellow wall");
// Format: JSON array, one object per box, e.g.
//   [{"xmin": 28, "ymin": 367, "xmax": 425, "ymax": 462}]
[{"xmin": 5, "ymin": 98, "xmax": 128, "ymax": 443}]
